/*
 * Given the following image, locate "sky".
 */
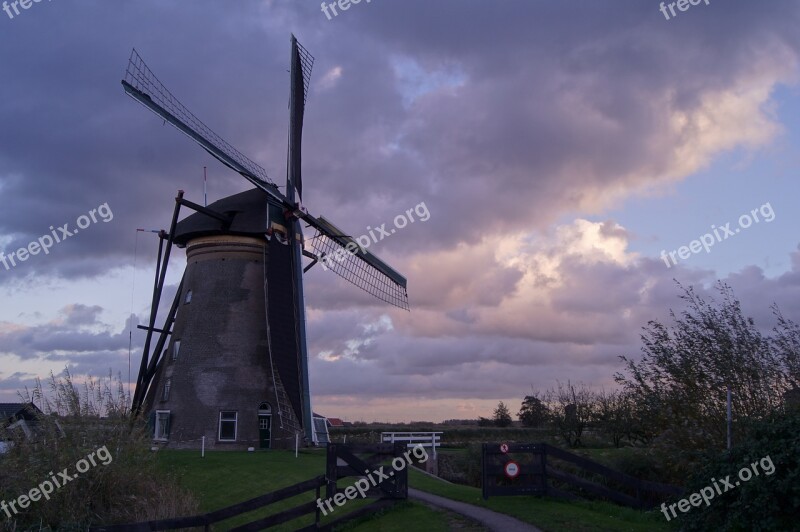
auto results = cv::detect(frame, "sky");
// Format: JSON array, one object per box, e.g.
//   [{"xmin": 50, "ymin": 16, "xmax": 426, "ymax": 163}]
[{"xmin": 1, "ymin": 0, "xmax": 799, "ymax": 423}]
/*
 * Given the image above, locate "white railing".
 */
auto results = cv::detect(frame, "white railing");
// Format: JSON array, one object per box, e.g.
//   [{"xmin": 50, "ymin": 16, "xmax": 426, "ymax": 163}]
[{"xmin": 381, "ymin": 432, "xmax": 442, "ymax": 457}]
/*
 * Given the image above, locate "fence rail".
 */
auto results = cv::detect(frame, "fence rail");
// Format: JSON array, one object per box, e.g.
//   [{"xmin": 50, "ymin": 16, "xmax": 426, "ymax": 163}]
[{"xmin": 381, "ymin": 432, "xmax": 442, "ymax": 456}]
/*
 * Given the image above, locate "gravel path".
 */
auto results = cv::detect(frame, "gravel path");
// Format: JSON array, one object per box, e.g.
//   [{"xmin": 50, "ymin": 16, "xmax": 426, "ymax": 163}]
[{"xmin": 409, "ymin": 488, "xmax": 543, "ymax": 532}]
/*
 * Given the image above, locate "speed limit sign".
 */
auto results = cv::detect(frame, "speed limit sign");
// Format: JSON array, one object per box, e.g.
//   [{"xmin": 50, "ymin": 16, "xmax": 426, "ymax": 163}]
[
  {"xmin": 499, "ymin": 443, "xmax": 509, "ymax": 453},
  {"xmin": 504, "ymin": 461, "xmax": 520, "ymax": 479}
]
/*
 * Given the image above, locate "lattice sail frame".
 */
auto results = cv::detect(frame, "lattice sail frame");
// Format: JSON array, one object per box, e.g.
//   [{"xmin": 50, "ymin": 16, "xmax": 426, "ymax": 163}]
[
  {"xmin": 124, "ymin": 48, "xmax": 273, "ymax": 187},
  {"xmin": 308, "ymin": 228, "xmax": 410, "ymax": 311},
  {"xmin": 122, "ymin": 45, "xmax": 410, "ymax": 310},
  {"xmin": 294, "ymin": 39, "xmax": 315, "ymax": 106}
]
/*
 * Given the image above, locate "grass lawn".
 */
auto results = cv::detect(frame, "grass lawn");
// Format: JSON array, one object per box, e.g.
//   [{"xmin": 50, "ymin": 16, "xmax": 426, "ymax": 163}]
[
  {"xmin": 156, "ymin": 449, "xmax": 675, "ymax": 531},
  {"xmin": 572, "ymin": 446, "xmax": 647, "ymax": 466},
  {"xmin": 408, "ymin": 468, "xmax": 676, "ymax": 532},
  {"xmin": 338, "ymin": 500, "xmax": 485, "ymax": 532}
]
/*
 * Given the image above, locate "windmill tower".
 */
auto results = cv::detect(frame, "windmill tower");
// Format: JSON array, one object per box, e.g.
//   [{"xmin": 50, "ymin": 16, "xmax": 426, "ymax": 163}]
[{"xmin": 124, "ymin": 37, "xmax": 409, "ymax": 449}]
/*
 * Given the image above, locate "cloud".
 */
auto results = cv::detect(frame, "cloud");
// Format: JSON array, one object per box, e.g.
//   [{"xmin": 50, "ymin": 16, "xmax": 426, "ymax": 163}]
[
  {"xmin": 317, "ymin": 66, "xmax": 343, "ymax": 91},
  {"xmin": 1, "ymin": 0, "xmax": 800, "ymax": 419}
]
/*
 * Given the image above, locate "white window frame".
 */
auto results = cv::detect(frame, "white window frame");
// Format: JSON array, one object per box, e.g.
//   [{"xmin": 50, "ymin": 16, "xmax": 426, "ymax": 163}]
[
  {"xmin": 172, "ymin": 340, "xmax": 181, "ymax": 361},
  {"xmin": 218, "ymin": 411, "xmax": 238, "ymax": 441},
  {"xmin": 154, "ymin": 410, "xmax": 170, "ymax": 441},
  {"xmin": 163, "ymin": 378, "xmax": 171, "ymax": 401},
  {"xmin": 184, "ymin": 290, "xmax": 193, "ymax": 304}
]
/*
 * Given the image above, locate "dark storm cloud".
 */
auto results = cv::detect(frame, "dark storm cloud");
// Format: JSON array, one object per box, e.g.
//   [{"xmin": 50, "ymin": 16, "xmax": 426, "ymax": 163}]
[
  {"xmin": 0, "ymin": 304, "xmax": 130, "ymax": 360},
  {"xmin": 0, "ymin": 1, "xmax": 294, "ymax": 284},
  {"xmin": 2, "ymin": 0, "xmax": 797, "ymax": 287}
]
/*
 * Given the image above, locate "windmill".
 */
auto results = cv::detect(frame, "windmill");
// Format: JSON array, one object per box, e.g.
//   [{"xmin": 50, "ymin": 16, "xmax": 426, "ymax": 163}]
[{"xmin": 123, "ymin": 36, "xmax": 409, "ymax": 449}]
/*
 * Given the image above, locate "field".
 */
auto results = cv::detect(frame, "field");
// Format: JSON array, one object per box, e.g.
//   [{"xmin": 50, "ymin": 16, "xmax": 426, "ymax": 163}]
[{"xmin": 156, "ymin": 448, "xmax": 675, "ymax": 531}]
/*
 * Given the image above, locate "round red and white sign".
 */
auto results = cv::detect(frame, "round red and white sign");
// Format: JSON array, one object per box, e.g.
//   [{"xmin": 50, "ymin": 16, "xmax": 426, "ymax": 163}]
[
  {"xmin": 504, "ymin": 460, "xmax": 520, "ymax": 479},
  {"xmin": 499, "ymin": 443, "xmax": 509, "ymax": 453}
]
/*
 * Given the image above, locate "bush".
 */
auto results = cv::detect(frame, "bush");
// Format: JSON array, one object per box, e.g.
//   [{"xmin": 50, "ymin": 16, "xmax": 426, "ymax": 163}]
[
  {"xmin": 676, "ymin": 408, "xmax": 800, "ymax": 531},
  {"xmin": 607, "ymin": 448, "xmax": 663, "ymax": 482}
]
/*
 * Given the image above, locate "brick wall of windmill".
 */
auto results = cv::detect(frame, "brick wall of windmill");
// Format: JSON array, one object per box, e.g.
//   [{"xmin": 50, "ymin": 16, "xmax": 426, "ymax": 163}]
[{"xmin": 144, "ymin": 236, "xmax": 301, "ymax": 450}]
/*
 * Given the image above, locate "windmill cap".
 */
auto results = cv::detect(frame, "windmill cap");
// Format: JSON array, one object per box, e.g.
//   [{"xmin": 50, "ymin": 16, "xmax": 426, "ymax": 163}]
[{"xmin": 174, "ymin": 188, "xmax": 274, "ymax": 246}]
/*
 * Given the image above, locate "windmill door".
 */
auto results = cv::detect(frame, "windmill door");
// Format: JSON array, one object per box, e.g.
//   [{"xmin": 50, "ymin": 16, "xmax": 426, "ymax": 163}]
[
  {"xmin": 258, "ymin": 403, "xmax": 272, "ymax": 449},
  {"xmin": 259, "ymin": 415, "xmax": 271, "ymax": 448}
]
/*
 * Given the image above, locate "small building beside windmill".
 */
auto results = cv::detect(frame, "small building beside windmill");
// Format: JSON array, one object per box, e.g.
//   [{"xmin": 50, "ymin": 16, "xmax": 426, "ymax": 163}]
[
  {"xmin": 1, "ymin": 403, "xmax": 44, "ymax": 451},
  {"xmin": 143, "ymin": 188, "xmax": 313, "ymax": 450}
]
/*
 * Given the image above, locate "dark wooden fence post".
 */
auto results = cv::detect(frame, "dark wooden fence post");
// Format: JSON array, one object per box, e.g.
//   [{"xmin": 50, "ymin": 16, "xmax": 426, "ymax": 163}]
[
  {"xmin": 481, "ymin": 443, "xmax": 488, "ymax": 500},
  {"xmin": 315, "ymin": 483, "xmax": 321, "ymax": 526},
  {"xmin": 326, "ymin": 443, "xmax": 338, "ymax": 500},
  {"xmin": 542, "ymin": 444, "xmax": 549, "ymax": 497},
  {"xmin": 393, "ymin": 442, "xmax": 408, "ymax": 499}
]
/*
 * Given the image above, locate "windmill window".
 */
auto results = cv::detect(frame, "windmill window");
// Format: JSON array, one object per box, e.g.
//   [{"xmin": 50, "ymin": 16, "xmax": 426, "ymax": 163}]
[
  {"xmin": 154, "ymin": 410, "xmax": 170, "ymax": 441},
  {"xmin": 219, "ymin": 411, "xmax": 238, "ymax": 441},
  {"xmin": 172, "ymin": 341, "xmax": 181, "ymax": 361},
  {"xmin": 162, "ymin": 378, "xmax": 171, "ymax": 401},
  {"xmin": 184, "ymin": 290, "xmax": 193, "ymax": 304}
]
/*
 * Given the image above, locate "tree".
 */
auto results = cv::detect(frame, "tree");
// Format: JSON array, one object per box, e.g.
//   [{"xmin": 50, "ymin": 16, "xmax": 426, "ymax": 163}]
[
  {"xmin": 616, "ymin": 282, "xmax": 792, "ymax": 452},
  {"xmin": 772, "ymin": 307, "xmax": 800, "ymax": 389},
  {"xmin": 493, "ymin": 401, "xmax": 513, "ymax": 427},
  {"xmin": 518, "ymin": 394, "xmax": 549, "ymax": 427},
  {"xmin": 477, "ymin": 416, "xmax": 494, "ymax": 427},
  {"xmin": 592, "ymin": 389, "xmax": 634, "ymax": 448},
  {"xmin": 545, "ymin": 381, "xmax": 596, "ymax": 447}
]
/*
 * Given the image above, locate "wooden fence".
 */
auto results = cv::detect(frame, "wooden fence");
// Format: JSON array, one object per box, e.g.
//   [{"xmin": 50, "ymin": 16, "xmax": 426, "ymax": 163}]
[
  {"xmin": 482, "ymin": 442, "xmax": 683, "ymax": 509},
  {"xmin": 91, "ymin": 443, "xmax": 409, "ymax": 531},
  {"xmin": 380, "ymin": 432, "xmax": 442, "ymax": 457}
]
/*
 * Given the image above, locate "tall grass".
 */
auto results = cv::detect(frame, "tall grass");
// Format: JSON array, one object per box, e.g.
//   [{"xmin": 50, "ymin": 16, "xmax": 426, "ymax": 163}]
[{"xmin": 0, "ymin": 370, "xmax": 198, "ymax": 531}]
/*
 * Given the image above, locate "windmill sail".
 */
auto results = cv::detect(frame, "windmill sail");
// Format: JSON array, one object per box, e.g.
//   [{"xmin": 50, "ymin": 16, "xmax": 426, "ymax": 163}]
[
  {"xmin": 285, "ymin": 35, "xmax": 315, "ymax": 444},
  {"xmin": 309, "ymin": 217, "xmax": 409, "ymax": 310},
  {"xmin": 122, "ymin": 48, "xmax": 275, "ymax": 192},
  {"xmin": 121, "ymin": 47, "xmax": 409, "ymax": 310},
  {"xmin": 288, "ymin": 36, "xmax": 314, "ymax": 201}
]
